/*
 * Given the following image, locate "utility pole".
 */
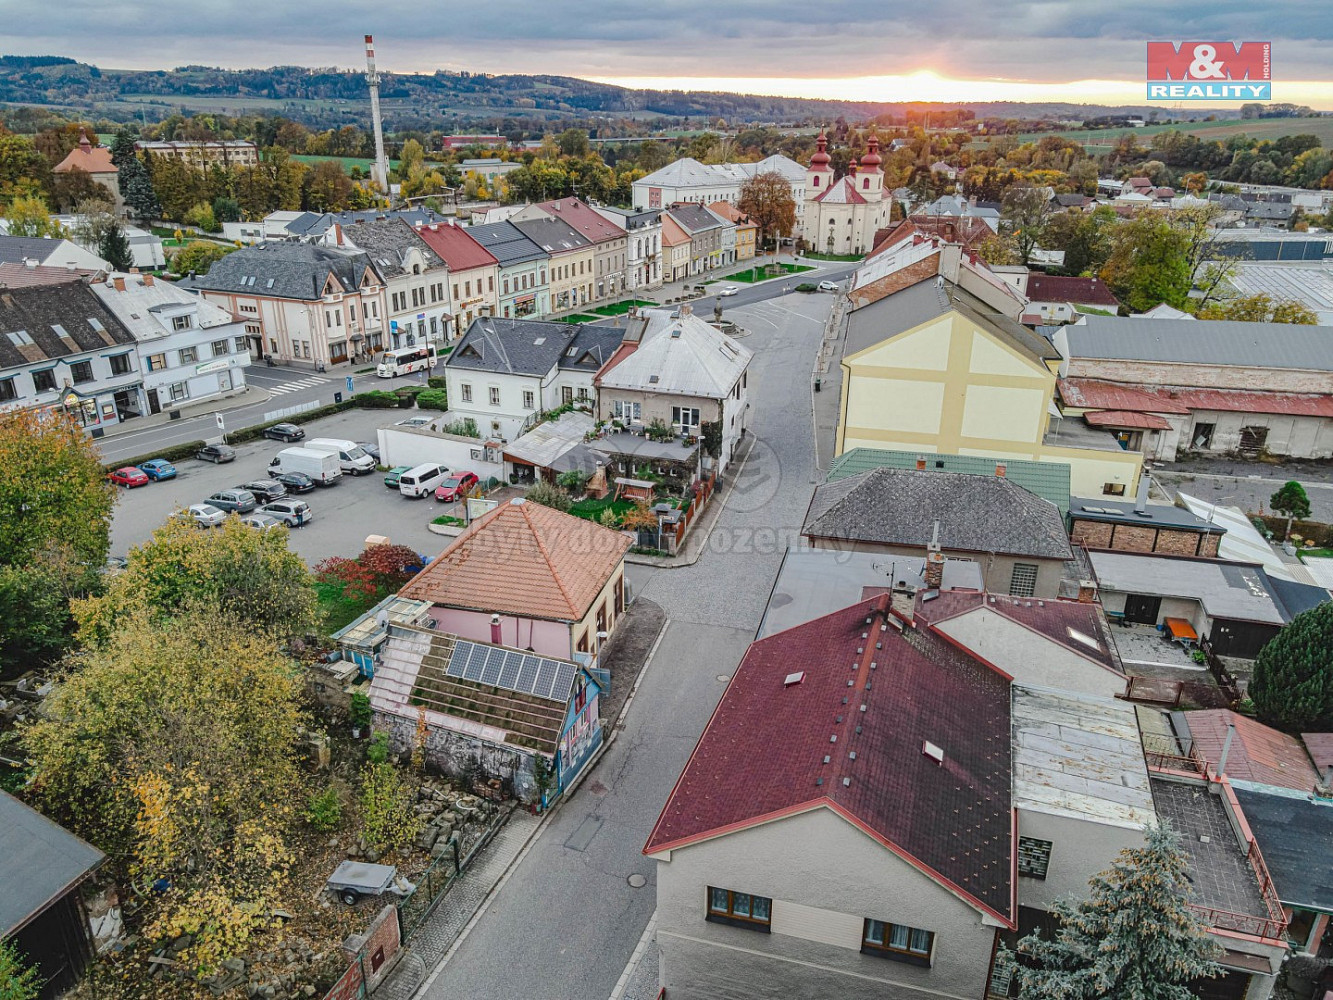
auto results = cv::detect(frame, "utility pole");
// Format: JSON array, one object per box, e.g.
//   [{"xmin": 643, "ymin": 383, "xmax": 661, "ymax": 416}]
[{"xmin": 364, "ymin": 34, "xmax": 391, "ymax": 202}]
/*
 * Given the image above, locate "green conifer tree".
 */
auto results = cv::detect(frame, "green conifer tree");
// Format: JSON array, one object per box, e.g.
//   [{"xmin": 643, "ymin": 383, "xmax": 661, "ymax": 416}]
[{"xmin": 1251, "ymin": 602, "xmax": 1333, "ymax": 732}]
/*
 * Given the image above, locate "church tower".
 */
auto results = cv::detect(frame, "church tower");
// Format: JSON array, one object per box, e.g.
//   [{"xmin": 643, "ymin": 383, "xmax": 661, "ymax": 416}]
[
  {"xmin": 806, "ymin": 130, "xmax": 832, "ymax": 196},
  {"xmin": 858, "ymin": 135, "xmax": 884, "ymax": 202}
]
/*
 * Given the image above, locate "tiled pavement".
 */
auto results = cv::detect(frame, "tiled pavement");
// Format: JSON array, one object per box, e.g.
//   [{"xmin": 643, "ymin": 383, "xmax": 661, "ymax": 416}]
[
  {"xmin": 376, "ymin": 808, "xmax": 541, "ymax": 1000},
  {"xmin": 1150, "ymin": 778, "xmax": 1267, "ymax": 917}
]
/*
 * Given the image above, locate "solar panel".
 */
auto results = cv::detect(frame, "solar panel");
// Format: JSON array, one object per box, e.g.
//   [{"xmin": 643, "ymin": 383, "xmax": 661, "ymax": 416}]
[
  {"xmin": 480, "ymin": 648, "xmax": 505, "ymax": 686},
  {"xmin": 498, "ymin": 651, "xmax": 523, "ymax": 690},
  {"xmin": 550, "ymin": 664, "xmax": 576, "ymax": 700},
  {"xmin": 515, "ymin": 656, "xmax": 540, "ymax": 693},
  {"xmin": 531, "ymin": 660, "xmax": 559, "ymax": 699},
  {"xmin": 462, "ymin": 644, "xmax": 487, "ymax": 682},
  {"xmin": 446, "ymin": 643, "xmax": 469, "ymax": 677},
  {"xmin": 438, "ymin": 638, "xmax": 577, "ymax": 701}
]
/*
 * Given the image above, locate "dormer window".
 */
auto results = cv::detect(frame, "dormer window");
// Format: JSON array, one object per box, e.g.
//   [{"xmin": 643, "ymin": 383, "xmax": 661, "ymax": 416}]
[{"xmin": 171, "ymin": 315, "xmax": 192, "ymax": 332}]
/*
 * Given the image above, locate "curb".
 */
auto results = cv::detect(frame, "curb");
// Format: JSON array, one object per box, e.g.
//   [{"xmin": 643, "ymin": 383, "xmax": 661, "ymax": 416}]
[
  {"xmin": 405, "ymin": 616, "xmax": 671, "ymax": 999},
  {"xmin": 609, "ymin": 910, "xmax": 658, "ymax": 1000}
]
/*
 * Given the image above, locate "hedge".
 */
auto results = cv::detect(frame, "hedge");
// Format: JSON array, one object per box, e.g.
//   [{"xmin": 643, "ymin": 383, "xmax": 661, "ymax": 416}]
[
  {"xmin": 427, "ymin": 376, "xmax": 447, "ymax": 390},
  {"xmin": 353, "ymin": 390, "xmax": 401, "ymax": 409},
  {"xmin": 415, "ymin": 389, "xmax": 448, "ymax": 411}
]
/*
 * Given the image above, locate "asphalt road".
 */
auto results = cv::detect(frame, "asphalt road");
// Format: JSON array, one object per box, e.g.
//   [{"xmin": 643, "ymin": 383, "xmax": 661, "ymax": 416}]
[{"xmin": 420, "ymin": 289, "xmax": 835, "ymax": 999}]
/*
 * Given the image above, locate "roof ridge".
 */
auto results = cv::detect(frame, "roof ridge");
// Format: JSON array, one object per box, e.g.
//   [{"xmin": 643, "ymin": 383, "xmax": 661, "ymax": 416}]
[{"xmin": 522, "ymin": 503, "xmax": 581, "ymax": 618}]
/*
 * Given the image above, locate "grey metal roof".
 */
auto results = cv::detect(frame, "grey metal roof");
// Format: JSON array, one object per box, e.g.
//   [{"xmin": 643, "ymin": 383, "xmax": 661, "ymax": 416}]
[
  {"xmin": 1069, "ymin": 496, "xmax": 1226, "ymax": 534},
  {"xmin": 190, "ymin": 243, "xmax": 382, "ymax": 300},
  {"xmin": 0, "ymin": 279, "xmax": 136, "ymax": 370},
  {"xmin": 467, "ymin": 222, "xmax": 549, "ymax": 267},
  {"xmin": 1, "ymin": 791, "xmax": 105, "ymax": 935},
  {"xmin": 846, "ymin": 278, "xmax": 1058, "ymax": 365},
  {"xmin": 0, "ymin": 235, "xmax": 73, "ymax": 265},
  {"xmin": 1088, "ymin": 551, "xmax": 1287, "ymax": 624},
  {"xmin": 598, "ymin": 207, "xmax": 661, "ymax": 230},
  {"xmin": 511, "ymin": 215, "xmax": 591, "ymax": 254},
  {"xmin": 445, "ymin": 317, "xmax": 577, "ymax": 376},
  {"xmin": 1063, "ymin": 314, "xmax": 1333, "ymax": 371},
  {"xmin": 1233, "ymin": 785, "xmax": 1333, "ymax": 911},
  {"xmin": 803, "ymin": 467, "xmax": 1073, "ymax": 560},
  {"xmin": 340, "ymin": 217, "xmax": 444, "ymax": 278},
  {"xmin": 828, "ymin": 447, "xmax": 1071, "ymax": 515},
  {"xmin": 664, "ymin": 203, "xmax": 725, "ymax": 235}
]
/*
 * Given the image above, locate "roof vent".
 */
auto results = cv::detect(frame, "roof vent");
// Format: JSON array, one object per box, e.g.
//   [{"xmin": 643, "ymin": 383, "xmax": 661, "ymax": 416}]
[
  {"xmin": 671, "ymin": 326, "xmax": 682, "ymax": 338},
  {"xmin": 922, "ymin": 741, "xmax": 945, "ymax": 764},
  {"xmin": 842, "ymin": 777, "xmax": 851, "ymax": 787},
  {"xmin": 783, "ymin": 671, "xmax": 805, "ymax": 686},
  {"xmin": 510, "ymin": 497, "xmax": 526, "ymax": 505}
]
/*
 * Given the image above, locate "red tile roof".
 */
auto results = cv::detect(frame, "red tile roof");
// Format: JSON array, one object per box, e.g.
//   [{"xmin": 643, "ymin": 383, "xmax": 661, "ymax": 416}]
[
  {"xmin": 1061, "ymin": 378, "xmax": 1333, "ymax": 419},
  {"xmin": 1185, "ymin": 710, "xmax": 1319, "ymax": 792},
  {"xmin": 399, "ymin": 497, "xmax": 629, "ymax": 621},
  {"xmin": 1026, "ymin": 275, "xmax": 1119, "ymax": 308},
  {"xmin": 644, "ymin": 596, "xmax": 1015, "ymax": 922},
  {"xmin": 813, "ymin": 177, "xmax": 867, "ymax": 205},
  {"xmin": 1301, "ymin": 733, "xmax": 1333, "ymax": 776},
  {"xmin": 415, "ymin": 223, "xmax": 498, "ymax": 272},
  {"xmin": 53, "ymin": 134, "xmax": 116, "ymax": 175},
  {"xmin": 914, "ymin": 591, "xmax": 1123, "ymax": 677},
  {"xmin": 1083, "ymin": 409, "xmax": 1174, "ymax": 430},
  {"xmin": 0, "ymin": 262, "xmax": 101, "ymax": 287},
  {"xmin": 868, "ymin": 218, "xmax": 993, "ymax": 259},
  {"xmin": 536, "ymin": 197, "xmax": 626, "ymax": 245}
]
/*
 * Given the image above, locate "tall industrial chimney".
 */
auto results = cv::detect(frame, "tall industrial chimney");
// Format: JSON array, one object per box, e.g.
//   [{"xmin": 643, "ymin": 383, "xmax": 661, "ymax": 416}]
[{"xmin": 364, "ymin": 34, "xmax": 390, "ymax": 198}]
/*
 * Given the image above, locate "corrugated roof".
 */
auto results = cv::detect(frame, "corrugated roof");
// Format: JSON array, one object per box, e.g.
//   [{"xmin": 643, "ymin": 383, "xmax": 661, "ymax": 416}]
[
  {"xmin": 1183, "ymin": 710, "xmax": 1319, "ymax": 792},
  {"xmin": 1084, "ymin": 410, "xmax": 1174, "ymax": 430},
  {"xmin": 597, "ymin": 308, "xmax": 751, "ymax": 399},
  {"xmin": 415, "ymin": 222, "xmax": 498, "ymax": 272},
  {"xmin": 827, "ymin": 447, "xmax": 1071, "ymax": 515},
  {"xmin": 399, "ymin": 498, "xmax": 629, "ymax": 621},
  {"xmin": 1063, "ymin": 314, "xmax": 1333, "ymax": 371},
  {"xmin": 643, "ymin": 595, "xmax": 1015, "ymax": 922},
  {"xmin": 1088, "ymin": 551, "xmax": 1287, "ymax": 624},
  {"xmin": 804, "ymin": 467, "xmax": 1072, "ymax": 560},
  {"xmin": 1061, "ymin": 377, "xmax": 1333, "ymax": 419},
  {"xmin": 1, "ymin": 791, "xmax": 105, "ymax": 935}
]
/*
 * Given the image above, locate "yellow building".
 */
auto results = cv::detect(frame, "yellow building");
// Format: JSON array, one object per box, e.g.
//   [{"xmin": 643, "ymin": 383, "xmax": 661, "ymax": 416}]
[
  {"xmin": 837, "ymin": 277, "xmax": 1141, "ymax": 499},
  {"xmin": 707, "ymin": 201, "xmax": 758, "ymax": 261}
]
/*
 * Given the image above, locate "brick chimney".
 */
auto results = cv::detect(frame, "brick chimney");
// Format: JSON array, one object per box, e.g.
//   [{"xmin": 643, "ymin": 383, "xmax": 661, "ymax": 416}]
[
  {"xmin": 915, "ymin": 455, "xmax": 926, "ymax": 471},
  {"xmin": 995, "ymin": 462, "xmax": 1006, "ymax": 478},
  {"xmin": 924, "ymin": 520, "xmax": 944, "ymax": 589},
  {"xmin": 142, "ymin": 274, "xmax": 154, "ymax": 287},
  {"xmin": 113, "ymin": 276, "xmax": 125, "ymax": 292}
]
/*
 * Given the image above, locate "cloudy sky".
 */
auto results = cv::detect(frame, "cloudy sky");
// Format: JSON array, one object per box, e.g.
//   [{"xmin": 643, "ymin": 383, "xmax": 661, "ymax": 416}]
[{"xmin": 7, "ymin": 0, "xmax": 1333, "ymax": 106}]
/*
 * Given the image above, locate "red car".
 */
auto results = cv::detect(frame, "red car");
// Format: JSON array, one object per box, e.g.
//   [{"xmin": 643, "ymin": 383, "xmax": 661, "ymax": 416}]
[
  {"xmin": 108, "ymin": 466, "xmax": 150, "ymax": 488},
  {"xmin": 435, "ymin": 471, "xmax": 479, "ymax": 503}
]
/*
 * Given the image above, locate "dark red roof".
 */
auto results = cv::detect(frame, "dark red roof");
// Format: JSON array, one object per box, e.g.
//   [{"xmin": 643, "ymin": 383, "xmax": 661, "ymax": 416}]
[
  {"xmin": 1084, "ymin": 409, "xmax": 1173, "ymax": 430},
  {"xmin": 869, "ymin": 218, "xmax": 993, "ymax": 257},
  {"xmin": 1026, "ymin": 275, "xmax": 1119, "ymax": 308},
  {"xmin": 536, "ymin": 197, "xmax": 625, "ymax": 245},
  {"xmin": 1061, "ymin": 378, "xmax": 1333, "ymax": 419},
  {"xmin": 1302, "ymin": 733, "xmax": 1333, "ymax": 775},
  {"xmin": 1185, "ymin": 711, "xmax": 1319, "ymax": 792},
  {"xmin": 415, "ymin": 223, "xmax": 498, "ymax": 272},
  {"xmin": 914, "ymin": 591, "xmax": 1123, "ymax": 678},
  {"xmin": 644, "ymin": 596, "xmax": 1014, "ymax": 922}
]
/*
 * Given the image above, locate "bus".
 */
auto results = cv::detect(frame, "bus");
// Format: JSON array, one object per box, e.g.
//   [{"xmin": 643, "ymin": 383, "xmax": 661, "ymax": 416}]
[{"xmin": 376, "ymin": 345, "xmax": 436, "ymax": 378}]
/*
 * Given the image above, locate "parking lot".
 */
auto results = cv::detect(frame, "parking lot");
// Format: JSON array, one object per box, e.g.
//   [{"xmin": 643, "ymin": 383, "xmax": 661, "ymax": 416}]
[{"xmin": 108, "ymin": 408, "xmax": 461, "ymax": 565}]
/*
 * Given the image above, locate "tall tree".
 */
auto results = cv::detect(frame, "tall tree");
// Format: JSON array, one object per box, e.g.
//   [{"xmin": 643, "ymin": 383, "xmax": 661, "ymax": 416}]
[
  {"xmin": 1171, "ymin": 204, "xmax": 1237, "ymax": 311},
  {"xmin": 1269, "ymin": 480, "xmax": 1311, "ymax": 542},
  {"xmin": 1000, "ymin": 183, "xmax": 1051, "ymax": 264},
  {"xmin": 557, "ymin": 128, "xmax": 591, "ymax": 158},
  {"xmin": 737, "ymin": 171, "xmax": 796, "ymax": 253},
  {"xmin": 0, "ymin": 939, "xmax": 41, "ymax": 1000},
  {"xmin": 1100, "ymin": 212, "xmax": 1192, "ymax": 313},
  {"xmin": 97, "ymin": 220, "xmax": 133, "ymax": 271},
  {"xmin": 2, "ymin": 193, "xmax": 58, "ymax": 237},
  {"xmin": 68, "ymin": 196, "xmax": 116, "ymax": 250},
  {"xmin": 1013, "ymin": 825, "xmax": 1220, "ymax": 1000},
  {"xmin": 51, "ymin": 166, "xmax": 105, "ymax": 213},
  {"xmin": 1197, "ymin": 293, "xmax": 1317, "ymax": 324},
  {"xmin": 0, "ymin": 130, "xmax": 50, "ymax": 206},
  {"xmin": 302, "ymin": 158, "xmax": 354, "ymax": 212},
  {"xmin": 1251, "ymin": 603, "xmax": 1333, "ymax": 732}
]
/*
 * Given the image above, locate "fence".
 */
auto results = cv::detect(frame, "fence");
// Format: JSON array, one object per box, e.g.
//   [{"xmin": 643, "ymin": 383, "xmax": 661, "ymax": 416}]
[
  {"xmin": 666, "ymin": 472, "xmax": 718, "ymax": 553},
  {"xmin": 395, "ymin": 804, "xmax": 511, "ymax": 941},
  {"xmin": 263, "ymin": 398, "xmax": 322, "ymax": 423},
  {"xmin": 319, "ymin": 905, "xmax": 402, "ymax": 1000}
]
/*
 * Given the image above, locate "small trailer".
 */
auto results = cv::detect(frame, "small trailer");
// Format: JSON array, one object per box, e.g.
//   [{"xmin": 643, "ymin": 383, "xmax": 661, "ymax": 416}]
[{"xmin": 324, "ymin": 861, "xmax": 415, "ymax": 906}]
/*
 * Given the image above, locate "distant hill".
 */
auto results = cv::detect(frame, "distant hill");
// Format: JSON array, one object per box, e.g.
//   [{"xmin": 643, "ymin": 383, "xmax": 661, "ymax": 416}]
[{"xmin": 0, "ymin": 54, "xmax": 1237, "ymax": 127}]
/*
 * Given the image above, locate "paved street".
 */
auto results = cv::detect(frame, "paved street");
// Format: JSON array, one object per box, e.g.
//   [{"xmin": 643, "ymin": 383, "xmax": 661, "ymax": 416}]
[{"xmin": 418, "ymin": 289, "xmax": 834, "ymax": 999}]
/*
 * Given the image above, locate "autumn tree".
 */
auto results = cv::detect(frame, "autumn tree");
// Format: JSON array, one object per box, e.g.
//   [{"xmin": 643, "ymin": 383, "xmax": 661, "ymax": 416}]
[
  {"xmin": 737, "ymin": 171, "xmax": 796, "ymax": 253},
  {"xmin": 51, "ymin": 166, "xmax": 104, "ymax": 213},
  {"xmin": 0, "ymin": 130, "xmax": 49, "ymax": 207},
  {"xmin": 302, "ymin": 159, "xmax": 354, "ymax": 212},
  {"xmin": 74, "ymin": 516, "xmax": 318, "ymax": 647},
  {"xmin": 1171, "ymin": 204, "xmax": 1238, "ymax": 311},
  {"xmin": 68, "ymin": 196, "xmax": 117, "ymax": 249},
  {"xmin": 1100, "ymin": 212, "xmax": 1192, "ymax": 313},
  {"xmin": 1000, "ymin": 183, "xmax": 1051, "ymax": 264},
  {"xmin": 1, "ymin": 193, "xmax": 59, "ymax": 237},
  {"xmin": 1197, "ymin": 293, "xmax": 1317, "ymax": 324},
  {"xmin": 1012, "ymin": 825, "xmax": 1220, "ymax": 1000},
  {"xmin": 170, "ymin": 240, "xmax": 233, "ymax": 276},
  {"xmin": 24, "ymin": 612, "xmax": 306, "ymax": 972},
  {"xmin": 0, "ymin": 939, "xmax": 41, "ymax": 1000}
]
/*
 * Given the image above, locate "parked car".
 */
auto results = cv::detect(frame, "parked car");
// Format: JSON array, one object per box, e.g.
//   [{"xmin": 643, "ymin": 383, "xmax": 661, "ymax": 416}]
[
  {"xmin": 239, "ymin": 479, "xmax": 288, "ymax": 503},
  {"xmin": 817, "ymin": 280, "xmax": 839, "ymax": 292},
  {"xmin": 258, "ymin": 500, "xmax": 313, "ymax": 527},
  {"xmin": 384, "ymin": 465, "xmax": 413, "ymax": 489},
  {"xmin": 435, "ymin": 471, "xmax": 480, "ymax": 503},
  {"xmin": 197, "ymin": 443, "xmax": 237, "ymax": 464},
  {"xmin": 137, "ymin": 458, "xmax": 177, "ymax": 481},
  {"xmin": 240, "ymin": 513, "xmax": 283, "ymax": 531},
  {"xmin": 358, "ymin": 441, "xmax": 381, "ymax": 463},
  {"xmin": 269, "ymin": 447, "xmax": 342, "ymax": 486},
  {"xmin": 108, "ymin": 466, "xmax": 149, "ymax": 488},
  {"xmin": 271, "ymin": 471, "xmax": 316, "ymax": 494},
  {"xmin": 263, "ymin": 422, "xmax": 305, "ymax": 442},
  {"xmin": 399, "ymin": 463, "xmax": 450, "ymax": 499},
  {"xmin": 718, "ymin": 285, "xmax": 739, "ymax": 297},
  {"xmin": 304, "ymin": 438, "xmax": 375, "ymax": 475},
  {"xmin": 206, "ymin": 489, "xmax": 258, "ymax": 513},
  {"xmin": 177, "ymin": 503, "xmax": 227, "ymax": 528}
]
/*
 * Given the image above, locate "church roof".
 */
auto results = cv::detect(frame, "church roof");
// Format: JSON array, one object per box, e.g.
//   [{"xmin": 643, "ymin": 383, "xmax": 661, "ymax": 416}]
[
  {"xmin": 813, "ymin": 177, "xmax": 867, "ymax": 205},
  {"xmin": 54, "ymin": 131, "xmax": 116, "ymax": 176}
]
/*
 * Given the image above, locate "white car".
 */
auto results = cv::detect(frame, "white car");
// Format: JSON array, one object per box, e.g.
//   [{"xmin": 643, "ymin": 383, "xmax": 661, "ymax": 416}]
[
  {"xmin": 718, "ymin": 285, "xmax": 739, "ymax": 297},
  {"xmin": 178, "ymin": 503, "xmax": 227, "ymax": 528},
  {"xmin": 240, "ymin": 513, "xmax": 284, "ymax": 531},
  {"xmin": 818, "ymin": 280, "xmax": 839, "ymax": 292}
]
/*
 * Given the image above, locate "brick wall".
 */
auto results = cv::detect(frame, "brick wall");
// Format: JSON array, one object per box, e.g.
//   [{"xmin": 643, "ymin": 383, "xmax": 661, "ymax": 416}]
[
  {"xmin": 1064, "ymin": 358, "xmax": 1333, "ymax": 395},
  {"xmin": 319, "ymin": 905, "xmax": 402, "ymax": 1000},
  {"xmin": 1069, "ymin": 520, "xmax": 1112, "ymax": 549},
  {"xmin": 1070, "ymin": 517, "xmax": 1218, "ymax": 557}
]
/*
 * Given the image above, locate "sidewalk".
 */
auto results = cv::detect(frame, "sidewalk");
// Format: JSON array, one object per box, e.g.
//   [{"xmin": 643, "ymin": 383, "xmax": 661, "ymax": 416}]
[{"xmin": 96, "ymin": 382, "xmax": 273, "ymax": 441}]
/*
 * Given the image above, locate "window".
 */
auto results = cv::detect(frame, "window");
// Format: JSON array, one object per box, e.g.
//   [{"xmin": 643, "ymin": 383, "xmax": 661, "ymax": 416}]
[
  {"xmin": 0, "ymin": 377, "xmax": 15, "ymax": 402},
  {"xmin": 239, "ymin": 303, "xmax": 258, "ymax": 313},
  {"xmin": 212, "ymin": 339, "xmax": 229, "ymax": 357},
  {"xmin": 707, "ymin": 888, "xmax": 771, "ymax": 931},
  {"xmin": 235, "ymin": 336, "xmax": 250, "ymax": 352},
  {"xmin": 503, "ymin": 277, "xmax": 510, "ymax": 295},
  {"xmin": 1102, "ymin": 483, "xmax": 1126, "ymax": 497},
  {"xmin": 1009, "ymin": 563, "xmax": 1038, "ymax": 598},
  {"xmin": 1192, "ymin": 422, "xmax": 1215, "ymax": 450},
  {"xmin": 612, "ymin": 399, "xmax": 641, "ymax": 422},
  {"xmin": 69, "ymin": 360, "xmax": 94, "ymax": 384},
  {"xmin": 169, "ymin": 382, "xmax": 189, "ymax": 402},
  {"xmin": 1239, "ymin": 425, "xmax": 1269, "ymax": 451},
  {"xmin": 32, "ymin": 369, "xmax": 56, "ymax": 393},
  {"xmin": 108, "ymin": 353, "xmax": 132, "ymax": 376},
  {"xmin": 862, "ymin": 920, "xmax": 933, "ymax": 966},
  {"xmin": 562, "ymin": 386, "xmax": 574, "ymax": 405},
  {"xmin": 178, "ymin": 346, "xmax": 197, "ymax": 364},
  {"xmin": 171, "ymin": 314, "xmax": 192, "ymax": 331},
  {"xmin": 269, "ymin": 338, "xmax": 278, "ymax": 353},
  {"xmin": 522, "ymin": 389, "xmax": 535, "ymax": 409},
  {"xmin": 577, "ymin": 387, "xmax": 588, "ymax": 401},
  {"xmin": 1018, "ymin": 836, "xmax": 1053, "ymax": 880},
  {"xmin": 672, "ymin": 406, "xmax": 701, "ymax": 431},
  {"xmin": 488, "ymin": 276, "xmax": 494, "ymax": 292},
  {"xmin": 489, "ymin": 386, "xmax": 501, "ymax": 406},
  {"xmin": 465, "ymin": 280, "xmax": 472, "ymax": 297}
]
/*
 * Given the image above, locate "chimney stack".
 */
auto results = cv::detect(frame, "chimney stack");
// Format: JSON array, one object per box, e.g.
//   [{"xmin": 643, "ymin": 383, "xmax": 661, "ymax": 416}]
[
  {"xmin": 113, "ymin": 276, "xmax": 125, "ymax": 292},
  {"xmin": 924, "ymin": 520, "xmax": 944, "ymax": 590},
  {"xmin": 1135, "ymin": 470, "xmax": 1151, "ymax": 513},
  {"xmin": 143, "ymin": 274, "xmax": 154, "ymax": 287},
  {"xmin": 680, "ymin": 303, "xmax": 692, "ymax": 317},
  {"xmin": 916, "ymin": 455, "xmax": 926, "ymax": 471},
  {"xmin": 490, "ymin": 613, "xmax": 503, "ymax": 645},
  {"xmin": 995, "ymin": 462, "xmax": 1006, "ymax": 478}
]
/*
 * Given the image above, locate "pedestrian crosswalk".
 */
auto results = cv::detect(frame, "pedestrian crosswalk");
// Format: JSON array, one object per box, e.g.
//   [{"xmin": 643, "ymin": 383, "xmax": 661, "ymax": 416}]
[{"xmin": 266, "ymin": 375, "xmax": 331, "ymax": 395}]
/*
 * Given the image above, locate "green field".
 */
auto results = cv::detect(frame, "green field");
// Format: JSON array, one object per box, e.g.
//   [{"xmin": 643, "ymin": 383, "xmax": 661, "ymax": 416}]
[
  {"xmin": 972, "ymin": 115, "xmax": 1333, "ymax": 154},
  {"xmin": 291, "ymin": 154, "xmax": 399, "ymax": 171},
  {"xmin": 722, "ymin": 263, "xmax": 814, "ymax": 283},
  {"xmin": 588, "ymin": 299, "xmax": 658, "ymax": 316}
]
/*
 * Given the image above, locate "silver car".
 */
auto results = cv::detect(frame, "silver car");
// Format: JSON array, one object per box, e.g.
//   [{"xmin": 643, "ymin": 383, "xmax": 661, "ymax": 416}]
[
  {"xmin": 240, "ymin": 513, "xmax": 284, "ymax": 531},
  {"xmin": 258, "ymin": 500, "xmax": 313, "ymax": 527},
  {"xmin": 178, "ymin": 503, "xmax": 227, "ymax": 528}
]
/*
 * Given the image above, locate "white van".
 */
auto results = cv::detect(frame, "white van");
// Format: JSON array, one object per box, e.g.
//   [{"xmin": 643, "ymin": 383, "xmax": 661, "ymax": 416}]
[
  {"xmin": 305, "ymin": 438, "xmax": 376, "ymax": 475},
  {"xmin": 269, "ymin": 447, "xmax": 342, "ymax": 486},
  {"xmin": 399, "ymin": 463, "xmax": 450, "ymax": 498}
]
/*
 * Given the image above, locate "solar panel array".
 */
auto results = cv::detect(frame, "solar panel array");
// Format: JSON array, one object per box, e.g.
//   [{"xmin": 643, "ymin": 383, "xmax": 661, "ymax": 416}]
[{"xmin": 445, "ymin": 640, "xmax": 577, "ymax": 702}]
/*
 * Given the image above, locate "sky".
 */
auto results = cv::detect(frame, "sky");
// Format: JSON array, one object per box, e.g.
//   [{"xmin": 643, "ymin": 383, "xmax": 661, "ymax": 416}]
[{"xmin": 6, "ymin": 0, "xmax": 1333, "ymax": 108}]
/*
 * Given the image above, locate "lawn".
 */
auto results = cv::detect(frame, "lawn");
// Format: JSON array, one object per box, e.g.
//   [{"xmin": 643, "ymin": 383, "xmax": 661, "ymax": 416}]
[
  {"xmin": 1297, "ymin": 548, "xmax": 1333, "ymax": 561},
  {"xmin": 802, "ymin": 251, "xmax": 865, "ymax": 262},
  {"xmin": 589, "ymin": 299, "xmax": 658, "ymax": 316},
  {"xmin": 568, "ymin": 497, "xmax": 637, "ymax": 523},
  {"xmin": 969, "ymin": 115, "xmax": 1333, "ymax": 155},
  {"xmin": 555, "ymin": 313, "xmax": 600, "ymax": 324},
  {"xmin": 722, "ymin": 263, "xmax": 815, "ymax": 283},
  {"xmin": 292, "ymin": 153, "xmax": 400, "ymax": 172}
]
